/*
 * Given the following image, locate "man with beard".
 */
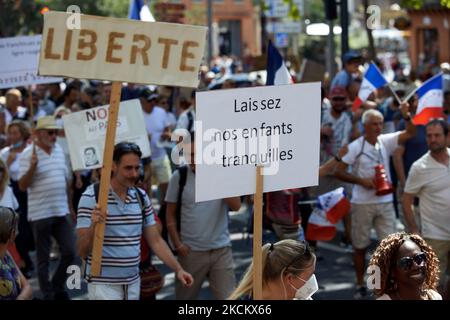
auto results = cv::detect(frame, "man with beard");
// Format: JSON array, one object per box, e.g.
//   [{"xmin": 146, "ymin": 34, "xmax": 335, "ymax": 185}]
[
  {"xmin": 403, "ymin": 119, "xmax": 450, "ymax": 299},
  {"xmin": 18, "ymin": 116, "xmax": 76, "ymax": 299}
]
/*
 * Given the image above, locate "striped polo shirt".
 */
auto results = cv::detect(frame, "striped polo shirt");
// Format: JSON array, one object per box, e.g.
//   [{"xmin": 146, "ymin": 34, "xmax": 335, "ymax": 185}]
[
  {"xmin": 76, "ymin": 185, "xmax": 156, "ymax": 285},
  {"xmin": 18, "ymin": 143, "xmax": 69, "ymax": 222}
]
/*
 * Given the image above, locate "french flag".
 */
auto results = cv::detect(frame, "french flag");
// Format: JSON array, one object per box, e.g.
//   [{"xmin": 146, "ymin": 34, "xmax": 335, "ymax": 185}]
[
  {"xmin": 413, "ymin": 73, "xmax": 444, "ymax": 125},
  {"xmin": 129, "ymin": 0, "xmax": 155, "ymax": 22},
  {"xmin": 352, "ymin": 63, "xmax": 387, "ymax": 111},
  {"xmin": 266, "ymin": 41, "xmax": 293, "ymax": 85},
  {"xmin": 317, "ymin": 187, "xmax": 350, "ymax": 224}
]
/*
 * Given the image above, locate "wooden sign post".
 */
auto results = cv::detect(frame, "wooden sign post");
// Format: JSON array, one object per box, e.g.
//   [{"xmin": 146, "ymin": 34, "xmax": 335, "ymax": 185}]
[
  {"xmin": 90, "ymin": 81, "xmax": 122, "ymax": 276},
  {"xmin": 253, "ymin": 166, "xmax": 264, "ymax": 300}
]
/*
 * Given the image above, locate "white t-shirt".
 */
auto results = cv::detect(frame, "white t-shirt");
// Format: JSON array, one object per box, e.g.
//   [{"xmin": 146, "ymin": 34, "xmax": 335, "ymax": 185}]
[
  {"xmin": 404, "ymin": 148, "xmax": 450, "ymax": 240},
  {"xmin": 0, "ymin": 147, "xmax": 22, "ymax": 181},
  {"xmin": 142, "ymin": 106, "xmax": 170, "ymax": 160},
  {"xmin": 0, "ymin": 186, "xmax": 19, "ymax": 210},
  {"xmin": 18, "ymin": 144, "xmax": 69, "ymax": 222},
  {"xmin": 176, "ymin": 108, "xmax": 195, "ymax": 132},
  {"xmin": 342, "ymin": 132, "xmax": 400, "ymax": 204}
]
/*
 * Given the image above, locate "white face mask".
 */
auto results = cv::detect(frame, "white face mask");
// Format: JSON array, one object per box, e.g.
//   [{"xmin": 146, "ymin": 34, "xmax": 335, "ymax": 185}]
[{"xmin": 291, "ymin": 274, "xmax": 319, "ymax": 300}]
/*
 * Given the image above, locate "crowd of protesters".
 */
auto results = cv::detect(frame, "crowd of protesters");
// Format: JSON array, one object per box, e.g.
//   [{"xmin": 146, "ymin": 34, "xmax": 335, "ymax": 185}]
[{"xmin": 0, "ymin": 50, "xmax": 449, "ymax": 301}]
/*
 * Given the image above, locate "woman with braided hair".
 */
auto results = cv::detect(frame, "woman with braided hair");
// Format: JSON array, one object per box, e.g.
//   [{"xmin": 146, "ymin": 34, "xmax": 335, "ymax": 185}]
[{"xmin": 369, "ymin": 232, "xmax": 441, "ymax": 300}]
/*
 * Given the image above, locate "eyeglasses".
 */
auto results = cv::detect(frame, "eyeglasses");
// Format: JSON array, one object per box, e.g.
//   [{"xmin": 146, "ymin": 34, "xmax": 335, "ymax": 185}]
[
  {"xmin": 332, "ymin": 97, "xmax": 346, "ymax": 102},
  {"xmin": 397, "ymin": 252, "xmax": 427, "ymax": 271},
  {"xmin": 46, "ymin": 130, "xmax": 58, "ymax": 136}
]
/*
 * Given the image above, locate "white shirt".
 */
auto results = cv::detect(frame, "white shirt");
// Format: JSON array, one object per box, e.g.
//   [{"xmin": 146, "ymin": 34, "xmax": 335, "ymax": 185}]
[
  {"xmin": 0, "ymin": 186, "xmax": 19, "ymax": 210},
  {"xmin": 0, "ymin": 146, "xmax": 22, "ymax": 181},
  {"xmin": 142, "ymin": 106, "xmax": 170, "ymax": 160},
  {"xmin": 342, "ymin": 132, "xmax": 400, "ymax": 204},
  {"xmin": 18, "ymin": 144, "xmax": 69, "ymax": 222},
  {"xmin": 176, "ymin": 108, "xmax": 195, "ymax": 132},
  {"xmin": 404, "ymin": 148, "xmax": 450, "ymax": 240}
]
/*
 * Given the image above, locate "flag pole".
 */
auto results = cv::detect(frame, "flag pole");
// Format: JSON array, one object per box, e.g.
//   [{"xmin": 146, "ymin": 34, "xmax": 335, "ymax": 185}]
[
  {"xmin": 369, "ymin": 60, "xmax": 401, "ymax": 104},
  {"xmin": 402, "ymin": 72, "xmax": 444, "ymax": 104}
]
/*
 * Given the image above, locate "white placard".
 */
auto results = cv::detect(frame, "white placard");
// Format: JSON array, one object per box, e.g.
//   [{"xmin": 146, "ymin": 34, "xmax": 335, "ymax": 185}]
[
  {"xmin": 194, "ymin": 83, "xmax": 321, "ymax": 202},
  {"xmin": 38, "ymin": 12, "xmax": 207, "ymax": 88},
  {"xmin": 63, "ymin": 99, "xmax": 151, "ymax": 171},
  {"xmin": 0, "ymin": 35, "xmax": 62, "ymax": 89}
]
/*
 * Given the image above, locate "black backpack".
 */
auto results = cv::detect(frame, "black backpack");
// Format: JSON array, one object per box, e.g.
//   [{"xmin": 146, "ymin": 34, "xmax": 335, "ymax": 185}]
[{"xmin": 158, "ymin": 165, "xmax": 188, "ymax": 252}]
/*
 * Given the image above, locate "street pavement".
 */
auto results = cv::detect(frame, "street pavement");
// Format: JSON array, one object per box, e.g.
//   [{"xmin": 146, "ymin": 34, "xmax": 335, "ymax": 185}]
[{"xmin": 28, "ymin": 203, "xmax": 399, "ymax": 300}]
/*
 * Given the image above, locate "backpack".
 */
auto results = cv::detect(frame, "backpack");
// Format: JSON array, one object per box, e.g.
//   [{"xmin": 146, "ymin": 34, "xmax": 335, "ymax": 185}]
[{"xmin": 158, "ymin": 165, "xmax": 188, "ymax": 252}]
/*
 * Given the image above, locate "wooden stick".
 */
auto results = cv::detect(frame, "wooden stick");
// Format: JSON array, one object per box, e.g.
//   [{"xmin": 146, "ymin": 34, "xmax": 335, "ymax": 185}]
[
  {"xmin": 28, "ymin": 86, "xmax": 34, "ymax": 130},
  {"xmin": 387, "ymin": 83, "xmax": 403, "ymax": 106},
  {"xmin": 90, "ymin": 81, "xmax": 122, "ymax": 277},
  {"xmin": 253, "ymin": 165, "xmax": 264, "ymax": 300}
]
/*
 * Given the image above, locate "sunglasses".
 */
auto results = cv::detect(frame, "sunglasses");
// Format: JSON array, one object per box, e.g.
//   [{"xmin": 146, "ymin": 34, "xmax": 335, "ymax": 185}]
[
  {"xmin": 397, "ymin": 252, "xmax": 427, "ymax": 271},
  {"xmin": 284, "ymin": 241, "xmax": 312, "ymax": 270},
  {"xmin": 332, "ymin": 97, "xmax": 346, "ymax": 102},
  {"xmin": 46, "ymin": 130, "xmax": 58, "ymax": 136}
]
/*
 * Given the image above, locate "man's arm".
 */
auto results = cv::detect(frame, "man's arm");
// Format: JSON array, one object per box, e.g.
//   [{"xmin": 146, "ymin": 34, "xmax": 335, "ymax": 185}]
[
  {"xmin": 18, "ymin": 148, "xmax": 38, "ymax": 191},
  {"xmin": 224, "ymin": 197, "xmax": 241, "ymax": 212},
  {"xmin": 166, "ymin": 202, "xmax": 189, "ymax": 256},
  {"xmin": 76, "ymin": 205, "xmax": 105, "ymax": 259},
  {"xmin": 392, "ymin": 145, "xmax": 406, "ymax": 192},
  {"xmin": 402, "ymin": 192, "xmax": 419, "ymax": 234},
  {"xmin": 144, "ymin": 225, "xmax": 193, "ymax": 287},
  {"xmin": 398, "ymin": 102, "xmax": 416, "ymax": 145},
  {"xmin": 334, "ymin": 161, "xmax": 375, "ymax": 189}
]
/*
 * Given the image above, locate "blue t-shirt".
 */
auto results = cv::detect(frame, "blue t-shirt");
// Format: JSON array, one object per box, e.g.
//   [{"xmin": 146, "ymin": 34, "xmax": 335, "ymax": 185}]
[{"xmin": 397, "ymin": 121, "xmax": 428, "ymax": 176}]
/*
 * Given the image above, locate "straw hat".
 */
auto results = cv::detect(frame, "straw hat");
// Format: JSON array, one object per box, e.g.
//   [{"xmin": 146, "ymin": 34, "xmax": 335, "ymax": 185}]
[{"xmin": 35, "ymin": 116, "xmax": 59, "ymax": 130}]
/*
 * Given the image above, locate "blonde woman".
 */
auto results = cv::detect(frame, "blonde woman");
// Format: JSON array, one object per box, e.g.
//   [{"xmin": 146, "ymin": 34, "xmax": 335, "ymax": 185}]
[{"xmin": 228, "ymin": 239, "xmax": 317, "ymax": 300}]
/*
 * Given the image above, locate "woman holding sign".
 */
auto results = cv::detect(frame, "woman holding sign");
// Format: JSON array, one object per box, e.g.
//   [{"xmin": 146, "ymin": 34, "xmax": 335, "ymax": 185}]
[{"xmin": 228, "ymin": 239, "xmax": 318, "ymax": 300}]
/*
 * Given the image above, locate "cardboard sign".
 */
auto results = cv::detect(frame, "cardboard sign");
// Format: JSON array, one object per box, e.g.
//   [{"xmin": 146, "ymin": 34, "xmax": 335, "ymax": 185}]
[
  {"xmin": 0, "ymin": 35, "xmax": 62, "ymax": 89},
  {"xmin": 63, "ymin": 99, "xmax": 151, "ymax": 171},
  {"xmin": 195, "ymin": 83, "xmax": 321, "ymax": 202},
  {"xmin": 38, "ymin": 11, "xmax": 207, "ymax": 88}
]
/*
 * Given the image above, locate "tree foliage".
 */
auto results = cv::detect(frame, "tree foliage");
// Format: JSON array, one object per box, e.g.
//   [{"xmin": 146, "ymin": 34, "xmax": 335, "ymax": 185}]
[{"xmin": 0, "ymin": 0, "xmax": 129, "ymax": 37}]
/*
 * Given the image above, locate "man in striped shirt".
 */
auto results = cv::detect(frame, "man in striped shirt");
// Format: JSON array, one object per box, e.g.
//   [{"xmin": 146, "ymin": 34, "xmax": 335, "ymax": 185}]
[
  {"xmin": 18, "ymin": 116, "xmax": 76, "ymax": 300},
  {"xmin": 76, "ymin": 142, "xmax": 193, "ymax": 300}
]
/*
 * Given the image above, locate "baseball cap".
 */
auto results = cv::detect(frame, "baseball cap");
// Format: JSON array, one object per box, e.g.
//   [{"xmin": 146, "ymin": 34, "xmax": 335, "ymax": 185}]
[
  {"xmin": 343, "ymin": 51, "xmax": 362, "ymax": 64},
  {"xmin": 139, "ymin": 88, "xmax": 159, "ymax": 102}
]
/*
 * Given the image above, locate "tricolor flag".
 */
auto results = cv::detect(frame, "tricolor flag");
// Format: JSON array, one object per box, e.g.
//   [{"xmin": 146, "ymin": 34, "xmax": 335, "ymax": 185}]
[
  {"xmin": 352, "ymin": 63, "xmax": 388, "ymax": 111},
  {"xmin": 306, "ymin": 207, "xmax": 336, "ymax": 242},
  {"xmin": 129, "ymin": 0, "xmax": 155, "ymax": 22},
  {"xmin": 266, "ymin": 41, "xmax": 293, "ymax": 85},
  {"xmin": 413, "ymin": 73, "xmax": 444, "ymax": 125},
  {"xmin": 317, "ymin": 187, "xmax": 350, "ymax": 224}
]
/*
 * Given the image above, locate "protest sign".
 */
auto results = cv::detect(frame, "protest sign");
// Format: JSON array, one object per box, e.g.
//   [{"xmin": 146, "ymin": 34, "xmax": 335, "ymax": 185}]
[
  {"xmin": 38, "ymin": 11, "xmax": 207, "ymax": 88},
  {"xmin": 38, "ymin": 11, "xmax": 206, "ymax": 277},
  {"xmin": 195, "ymin": 83, "xmax": 321, "ymax": 202},
  {"xmin": 0, "ymin": 35, "xmax": 62, "ymax": 89},
  {"xmin": 63, "ymin": 99, "xmax": 151, "ymax": 171}
]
